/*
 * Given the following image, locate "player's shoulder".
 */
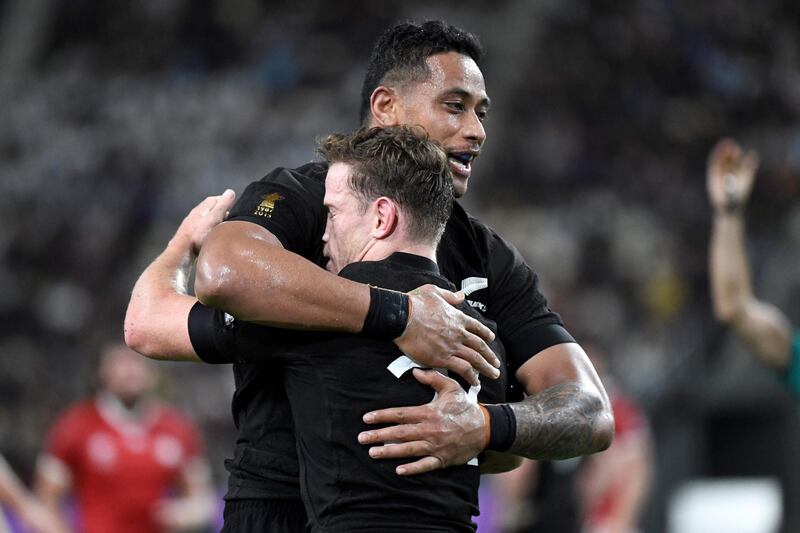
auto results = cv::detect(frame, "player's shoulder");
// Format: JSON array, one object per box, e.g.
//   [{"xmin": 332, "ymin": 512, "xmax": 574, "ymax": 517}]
[
  {"xmin": 254, "ymin": 161, "xmax": 328, "ymax": 185},
  {"xmin": 449, "ymin": 202, "xmax": 519, "ymax": 262},
  {"xmin": 58, "ymin": 399, "xmax": 98, "ymax": 421},
  {"xmin": 48, "ymin": 399, "xmax": 99, "ymax": 435},
  {"xmin": 449, "ymin": 202, "xmax": 504, "ymax": 243}
]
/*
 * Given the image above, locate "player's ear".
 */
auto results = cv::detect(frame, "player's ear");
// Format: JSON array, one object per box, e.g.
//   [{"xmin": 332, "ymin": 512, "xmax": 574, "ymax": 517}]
[
  {"xmin": 370, "ymin": 86, "xmax": 400, "ymax": 126},
  {"xmin": 372, "ymin": 197, "xmax": 398, "ymax": 239}
]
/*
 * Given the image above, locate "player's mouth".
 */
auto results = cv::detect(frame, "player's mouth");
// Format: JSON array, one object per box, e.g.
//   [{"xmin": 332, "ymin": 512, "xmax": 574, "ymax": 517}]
[
  {"xmin": 322, "ymin": 249, "xmax": 333, "ymax": 272},
  {"xmin": 447, "ymin": 151, "xmax": 478, "ymax": 179}
]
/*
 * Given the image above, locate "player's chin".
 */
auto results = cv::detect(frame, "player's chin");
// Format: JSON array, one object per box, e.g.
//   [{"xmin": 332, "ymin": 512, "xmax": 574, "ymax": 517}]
[{"xmin": 452, "ymin": 176, "xmax": 469, "ymax": 198}]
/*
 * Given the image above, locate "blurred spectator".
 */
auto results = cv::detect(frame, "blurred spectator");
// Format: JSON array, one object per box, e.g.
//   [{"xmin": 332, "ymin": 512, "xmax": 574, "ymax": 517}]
[{"xmin": 33, "ymin": 344, "xmax": 215, "ymax": 533}]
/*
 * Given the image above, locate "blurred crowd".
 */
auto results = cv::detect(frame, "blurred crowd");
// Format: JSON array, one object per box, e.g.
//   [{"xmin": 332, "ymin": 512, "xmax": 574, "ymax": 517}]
[{"xmin": 1, "ymin": 0, "xmax": 800, "ymax": 531}]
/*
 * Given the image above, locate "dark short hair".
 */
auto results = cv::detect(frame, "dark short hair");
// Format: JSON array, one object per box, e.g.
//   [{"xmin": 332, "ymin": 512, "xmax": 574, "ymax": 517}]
[
  {"xmin": 317, "ymin": 126, "xmax": 454, "ymax": 244},
  {"xmin": 359, "ymin": 20, "xmax": 484, "ymax": 124}
]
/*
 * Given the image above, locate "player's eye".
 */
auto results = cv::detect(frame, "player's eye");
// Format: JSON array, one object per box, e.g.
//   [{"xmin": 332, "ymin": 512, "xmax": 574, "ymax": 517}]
[{"xmin": 446, "ymin": 102, "xmax": 465, "ymax": 113}]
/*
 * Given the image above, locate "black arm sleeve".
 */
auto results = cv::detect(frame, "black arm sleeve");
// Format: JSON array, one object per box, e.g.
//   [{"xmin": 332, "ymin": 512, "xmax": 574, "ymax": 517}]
[
  {"xmin": 188, "ymin": 302, "xmax": 232, "ymax": 364},
  {"xmin": 188, "ymin": 302, "xmax": 329, "ymax": 365}
]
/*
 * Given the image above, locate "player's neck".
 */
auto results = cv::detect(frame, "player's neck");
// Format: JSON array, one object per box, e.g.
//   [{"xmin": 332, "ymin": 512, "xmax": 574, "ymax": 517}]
[
  {"xmin": 97, "ymin": 390, "xmax": 152, "ymax": 420},
  {"xmin": 361, "ymin": 239, "xmax": 436, "ymax": 265}
]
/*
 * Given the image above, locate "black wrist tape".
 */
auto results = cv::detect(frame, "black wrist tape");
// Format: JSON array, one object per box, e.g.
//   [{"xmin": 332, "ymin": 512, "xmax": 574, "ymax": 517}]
[
  {"xmin": 722, "ymin": 200, "xmax": 743, "ymax": 214},
  {"xmin": 484, "ymin": 404, "xmax": 517, "ymax": 452},
  {"xmin": 361, "ymin": 286, "xmax": 410, "ymax": 340}
]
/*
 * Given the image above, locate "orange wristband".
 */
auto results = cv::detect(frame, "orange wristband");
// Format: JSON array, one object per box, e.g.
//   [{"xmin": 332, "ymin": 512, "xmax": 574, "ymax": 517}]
[{"xmin": 478, "ymin": 403, "xmax": 491, "ymax": 450}]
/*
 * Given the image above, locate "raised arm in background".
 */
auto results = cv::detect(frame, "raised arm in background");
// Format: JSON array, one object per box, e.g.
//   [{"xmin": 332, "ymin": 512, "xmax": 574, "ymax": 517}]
[{"xmin": 707, "ymin": 138, "xmax": 794, "ymax": 370}]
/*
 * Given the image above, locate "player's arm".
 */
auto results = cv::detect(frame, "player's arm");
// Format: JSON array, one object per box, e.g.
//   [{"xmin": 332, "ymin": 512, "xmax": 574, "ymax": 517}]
[
  {"xmin": 0, "ymin": 456, "xmax": 68, "ymax": 533},
  {"xmin": 155, "ymin": 458, "xmax": 216, "ymax": 532},
  {"xmin": 125, "ymin": 191, "xmax": 236, "ymax": 361},
  {"xmin": 500, "ymin": 342, "xmax": 613, "ymax": 460},
  {"xmin": 32, "ymin": 455, "xmax": 73, "ymax": 533},
  {"xmin": 707, "ymin": 138, "xmax": 794, "ymax": 369},
  {"xmin": 194, "ymin": 189, "xmax": 499, "ymax": 384},
  {"xmin": 359, "ymin": 343, "xmax": 613, "ymax": 475}
]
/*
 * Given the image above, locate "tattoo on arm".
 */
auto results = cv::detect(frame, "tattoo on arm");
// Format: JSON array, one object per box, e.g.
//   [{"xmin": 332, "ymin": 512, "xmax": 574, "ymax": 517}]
[{"xmin": 508, "ymin": 382, "xmax": 613, "ymax": 460}]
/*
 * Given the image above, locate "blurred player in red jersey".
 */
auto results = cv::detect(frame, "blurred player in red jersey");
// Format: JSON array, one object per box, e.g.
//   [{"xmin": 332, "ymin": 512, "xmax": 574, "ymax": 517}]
[
  {"xmin": 576, "ymin": 350, "xmax": 653, "ymax": 533},
  {"xmin": 33, "ymin": 343, "xmax": 215, "ymax": 533}
]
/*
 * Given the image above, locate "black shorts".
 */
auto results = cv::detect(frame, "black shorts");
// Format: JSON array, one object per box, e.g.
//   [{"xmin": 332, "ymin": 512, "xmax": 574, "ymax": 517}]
[{"xmin": 221, "ymin": 499, "xmax": 307, "ymax": 533}]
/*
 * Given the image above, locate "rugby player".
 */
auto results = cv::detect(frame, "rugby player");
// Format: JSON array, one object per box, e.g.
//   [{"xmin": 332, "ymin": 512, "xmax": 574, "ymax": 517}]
[
  {"xmin": 126, "ymin": 20, "xmax": 614, "ymax": 531},
  {"xmin": 202, "ymin": 125, "xmax": 513, "ymax": 531},
  {"xmin": 34, "ymin": 345, "xmax": 214, "ymax": 533}
]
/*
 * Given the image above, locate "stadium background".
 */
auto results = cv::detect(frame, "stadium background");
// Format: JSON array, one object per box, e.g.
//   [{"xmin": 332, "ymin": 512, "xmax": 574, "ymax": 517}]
[{"xmin": 1, "ymin": 0, "xmax": 799, "ymax": 531}]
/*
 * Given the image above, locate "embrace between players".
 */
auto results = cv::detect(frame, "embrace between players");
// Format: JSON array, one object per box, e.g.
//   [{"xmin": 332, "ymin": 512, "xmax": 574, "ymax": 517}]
[{"xmin": 125, "ymin": 21, "xmax": 614, "ymax": 532}]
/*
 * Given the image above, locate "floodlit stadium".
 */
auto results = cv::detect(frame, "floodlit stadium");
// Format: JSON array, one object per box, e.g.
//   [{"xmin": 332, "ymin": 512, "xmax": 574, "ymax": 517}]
[{"xmin": 0, "ymin": 1, "xmax": 798, "ymax": 532}]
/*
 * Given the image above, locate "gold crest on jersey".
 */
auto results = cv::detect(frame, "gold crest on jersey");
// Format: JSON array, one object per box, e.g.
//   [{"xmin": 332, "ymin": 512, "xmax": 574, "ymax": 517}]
[{"xmin": 254, "ymin": 193, "xmax": 284, "ymax": 218}]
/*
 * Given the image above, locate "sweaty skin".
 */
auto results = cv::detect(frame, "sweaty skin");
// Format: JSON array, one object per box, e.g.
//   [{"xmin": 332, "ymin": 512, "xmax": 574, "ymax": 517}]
[{"xmin": 195, "ymin": 221, "xmax": 498, "ymax": 385}]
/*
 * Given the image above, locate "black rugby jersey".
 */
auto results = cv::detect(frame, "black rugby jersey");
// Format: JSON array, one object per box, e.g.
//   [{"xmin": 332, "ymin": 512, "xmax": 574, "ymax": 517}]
[
  {"xmin": 195, "ymin": 253, "xmax": 506, "ymax": 532},
  {"xmin": 220, "ymin": 161, "xmax": 573, "ymax": 365},
  {"xmin": 189, "ymin": 162, "xmax": 575, "ymax": 503}
]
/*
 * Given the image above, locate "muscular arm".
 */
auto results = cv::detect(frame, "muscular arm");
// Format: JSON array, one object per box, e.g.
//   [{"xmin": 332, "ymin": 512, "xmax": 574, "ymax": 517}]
[
  {"xmin": 125, "ymin": 192, "xmax": 235, "ymax": 361},
  {"xmin": 707, "ymin": 139, "xmax": 793, "ymax": 369},
  {"xmin": 507, "ymin": 343, "xmax": 613, "ymax": 460},
  {"xmin": 124, "ymin": 234, "xmax": 200, "ymax": 361},
  {"xmin": 195, "ymin": 221, "xmax": 370, "ymax": 332},
  {"xmin": 126, "ymin": 191, "xmax": 498, "ymax": 381},
  {"xmin": 195, "ymin": 221, "xmax": 499, "ymax": 382}
]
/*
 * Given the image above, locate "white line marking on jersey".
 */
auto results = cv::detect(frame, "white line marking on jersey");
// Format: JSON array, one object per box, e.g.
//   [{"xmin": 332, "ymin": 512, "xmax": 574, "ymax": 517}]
[{"xmin": 387, "ymin": 355, "xmax": 481, "ymax": 466}]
